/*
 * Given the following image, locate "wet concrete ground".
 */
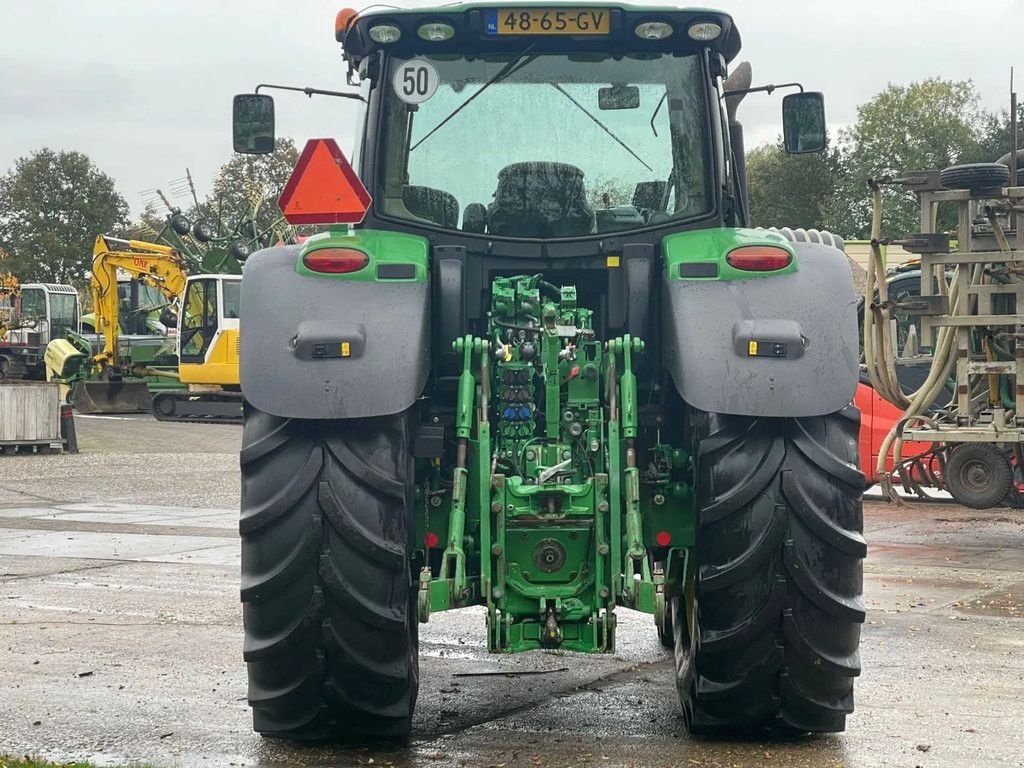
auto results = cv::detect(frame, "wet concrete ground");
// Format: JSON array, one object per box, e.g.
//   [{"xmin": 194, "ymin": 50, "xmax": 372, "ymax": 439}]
[{"xmin": 1, "ymin": 416, "xmax": 1023, "ymax": 767}]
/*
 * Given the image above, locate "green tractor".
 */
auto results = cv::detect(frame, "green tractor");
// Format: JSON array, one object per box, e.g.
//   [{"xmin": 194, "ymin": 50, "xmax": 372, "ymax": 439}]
[{"xmin": 233, "ymin": 2, "xmax": 865, "ymax": 740}]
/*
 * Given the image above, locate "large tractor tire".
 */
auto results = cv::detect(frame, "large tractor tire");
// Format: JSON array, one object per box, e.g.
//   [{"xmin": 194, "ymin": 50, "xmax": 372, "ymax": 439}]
[
  {"xmin": 673, "ymin": 405, "xmax": 866, "ymax": 735},
  {"xmin": 239, "ymin": 404, "xmax": 419, "ymax": 740}
]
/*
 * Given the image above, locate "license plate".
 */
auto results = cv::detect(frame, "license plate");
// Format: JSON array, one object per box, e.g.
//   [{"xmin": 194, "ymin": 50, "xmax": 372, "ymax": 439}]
[{"xmin": 487, "ymin": 8, "xmax": 611, "ymax": 35}]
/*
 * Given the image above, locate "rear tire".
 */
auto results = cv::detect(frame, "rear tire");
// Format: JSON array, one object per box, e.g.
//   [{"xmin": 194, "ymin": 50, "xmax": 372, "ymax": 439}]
[
  {"xmin": 240, "ymin": 403, "xmax": 419, "ymax": 741},
  {"xmin": 674, "ymin": 405, "xmax": 866, "ymax": 735}
]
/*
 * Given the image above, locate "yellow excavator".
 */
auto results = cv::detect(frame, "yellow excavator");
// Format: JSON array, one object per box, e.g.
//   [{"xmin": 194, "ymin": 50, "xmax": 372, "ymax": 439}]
[
  {"xmin": 45, "ymin": 236, "xmax": 242, "ymax": 419},
  {"xmin": 151, "ymin": 271, "xmax": 244, "ymax": 422}
]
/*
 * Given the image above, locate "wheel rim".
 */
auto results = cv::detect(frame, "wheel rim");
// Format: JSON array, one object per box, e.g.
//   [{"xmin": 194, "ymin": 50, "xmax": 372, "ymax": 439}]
[{"xmin": 959, "ymin": 458, "xmax": 993, "ymax": 492}]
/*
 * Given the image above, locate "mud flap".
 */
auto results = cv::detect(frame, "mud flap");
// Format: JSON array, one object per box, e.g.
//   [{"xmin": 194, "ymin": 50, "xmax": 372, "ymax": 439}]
[
  {"xmin": 72, "ymin": 380, "xmax": 152, "ymax": 414},
  {"xmin": 239, "ymin": 245, "xmax": 430, "ymax": 420},
  {"xmin": 663, "ymin": 242, "xmax": 859, "ymax": 418}
]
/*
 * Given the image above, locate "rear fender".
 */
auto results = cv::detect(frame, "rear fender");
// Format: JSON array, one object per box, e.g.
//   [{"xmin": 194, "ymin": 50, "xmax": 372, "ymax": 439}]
[
  {"xmin": 239, "ymin": 231, "xmax": 430, "ymax": 420},
  {"xmin": 662, "ymin": 232, "xmax": 859, "ymax": 418}
]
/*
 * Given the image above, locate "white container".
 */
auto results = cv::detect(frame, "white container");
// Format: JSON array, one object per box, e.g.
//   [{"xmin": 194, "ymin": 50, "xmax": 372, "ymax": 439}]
[{"xmin": 0, "ymin": 382, "xmax": 60, "ymax": 443}]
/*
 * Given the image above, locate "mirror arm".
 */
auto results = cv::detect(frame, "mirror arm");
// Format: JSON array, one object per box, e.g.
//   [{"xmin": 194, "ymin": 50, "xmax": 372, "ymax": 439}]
[
  {"xmin": 722, "ymin": 81, "xmax": 804, "ymax": 99},
  {"xmin": 254, "ymin": 83, "xmax": 366, "ymax": 103}
]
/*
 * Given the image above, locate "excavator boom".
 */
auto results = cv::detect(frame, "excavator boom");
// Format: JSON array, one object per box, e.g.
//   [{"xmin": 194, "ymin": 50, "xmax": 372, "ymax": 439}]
[
  {"xmin": 73, "ymin": 236, "xmax": 190, "ymax": 414},
  {"xmin": 90, "ymin": 236, "xmax": 188, "ymax": 369}
]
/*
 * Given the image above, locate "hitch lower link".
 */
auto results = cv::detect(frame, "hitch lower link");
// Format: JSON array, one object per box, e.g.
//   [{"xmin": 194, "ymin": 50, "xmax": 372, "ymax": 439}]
[{"xmin": 419, "ymin": 335, "xmax": 490, "ymax": 623}]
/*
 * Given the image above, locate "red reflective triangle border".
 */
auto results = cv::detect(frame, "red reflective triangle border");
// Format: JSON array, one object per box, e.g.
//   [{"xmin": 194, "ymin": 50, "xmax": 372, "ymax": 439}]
[{"xmin": 278, "ymin": 138, "xmax": 372, "ymax": 225}]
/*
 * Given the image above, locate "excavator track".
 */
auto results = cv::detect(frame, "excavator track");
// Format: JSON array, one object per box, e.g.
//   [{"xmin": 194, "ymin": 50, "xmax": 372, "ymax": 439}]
[{"xmin": 151, "ymin": 390, "xmax": 243, "ymax": 425}]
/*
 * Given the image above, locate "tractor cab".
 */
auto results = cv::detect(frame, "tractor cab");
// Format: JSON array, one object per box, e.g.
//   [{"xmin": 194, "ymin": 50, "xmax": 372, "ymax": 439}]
[
  {"xmin": 235, "ymin": 5, "xmax": 825, "ymax": 249},
  {"xmin": 6, "ymin": 283, "xmax": 80, "ymax": 344},
  {"xmin": 1, "ymin": 283, "xmax": 80, "ymax": 379},
  {"xmin": 233, "ymin": 3, "xmax": 829, "ymax": 367}
]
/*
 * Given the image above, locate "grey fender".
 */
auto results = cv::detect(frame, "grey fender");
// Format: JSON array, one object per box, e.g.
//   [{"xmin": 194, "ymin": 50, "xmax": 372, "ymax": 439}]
[
  {"xmin": 663, "ymin": 242, "xmax": 858, "ymax": 417},
  {"xmin": 239, "ymin": 245, "xmax": 429, "ymax": 420}
]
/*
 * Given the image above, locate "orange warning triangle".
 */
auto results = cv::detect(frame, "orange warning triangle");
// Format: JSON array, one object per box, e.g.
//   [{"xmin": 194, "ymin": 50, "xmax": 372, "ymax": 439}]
[{"xmin": 278, "ymin": 138, "xmax": 371, "ymax": 225}]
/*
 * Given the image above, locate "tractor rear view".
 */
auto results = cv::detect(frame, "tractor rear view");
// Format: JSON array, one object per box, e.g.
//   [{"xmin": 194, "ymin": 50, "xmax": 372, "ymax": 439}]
[{"xmin": 233, "ymin": 3, "xmax": 865, "ymax": 740}]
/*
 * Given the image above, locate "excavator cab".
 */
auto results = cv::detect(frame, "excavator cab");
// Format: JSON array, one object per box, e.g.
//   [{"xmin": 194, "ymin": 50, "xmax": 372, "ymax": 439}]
[
  {"xmin": 149, "ymin": 274, "xmax": 243, "ymax": 422},
  {"xmin": 177, "ymin": 274, "xmax": 241, "ymax": 385}
]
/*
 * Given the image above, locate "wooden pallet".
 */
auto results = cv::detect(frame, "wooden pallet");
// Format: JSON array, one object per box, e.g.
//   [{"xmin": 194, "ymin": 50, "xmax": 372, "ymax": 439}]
[
  {"xmin": 0, "ymin": 438, "xmax": 63, "ymax": 455},
  {"xmin": 1, "ymin": 382, "xmax": 61, "ymax": 450}
]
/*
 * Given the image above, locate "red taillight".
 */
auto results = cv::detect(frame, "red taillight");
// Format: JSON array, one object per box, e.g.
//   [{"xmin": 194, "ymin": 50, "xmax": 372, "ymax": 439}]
[
  {"xmin": 726, "ymin": 246, "xmax": 792, "ymax": 272},
  {"xmin": 655, "ymin": 531, "xmax": 672, "ymax": 547},
  {"xmin": 302, "ymin": 247, "xmax": 369, "ymax": 274},
  {"xmin": 424, "ymin": 532, "xmax": 439, "ymax": 549}
]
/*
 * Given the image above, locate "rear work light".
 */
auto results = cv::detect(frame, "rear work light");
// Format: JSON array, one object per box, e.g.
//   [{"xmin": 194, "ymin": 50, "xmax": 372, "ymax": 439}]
[
  {"xmin": 302, "ymin": 247, "xmax": 369, "ymax": 274},
  {"xmin": 418, "ymin": 22, "xmax": 455, "ymax": 41},
  {"xmin": 726, "ymin": 246, "xmax": 792, "ymax": 272},
  {"xmin": 687, "ymin": 21, "xmax": 722, "ymax": 41},
  {"xmin": 368, "ymin": 23, "xmax": 401, "ymax": 43},
  {"xmin": 634, "ymin": 21, "xmax": 673, "ymax": 40}
]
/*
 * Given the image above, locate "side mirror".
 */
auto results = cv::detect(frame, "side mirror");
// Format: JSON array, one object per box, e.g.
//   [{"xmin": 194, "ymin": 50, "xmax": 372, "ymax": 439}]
[
  {"xmin": 782, "ymin": 92, "xmax": 826, "ymax": 154},
  {"xmin": 232, "ymin": 94, "xmax": 276, "ymax": 155},
  {"xmin": 598, "ymin": 84, "xmax": 640, "ymax": 111}
]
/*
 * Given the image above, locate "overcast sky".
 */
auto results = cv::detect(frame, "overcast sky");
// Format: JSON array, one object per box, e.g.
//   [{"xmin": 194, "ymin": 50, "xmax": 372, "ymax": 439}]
[{"xmin": 2, "ymin": 0, "xmax": 1022, "ymax": 217}]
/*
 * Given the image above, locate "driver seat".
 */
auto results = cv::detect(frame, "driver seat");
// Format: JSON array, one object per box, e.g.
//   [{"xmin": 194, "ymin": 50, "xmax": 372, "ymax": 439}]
[{"xmin": 487, "ymin": 162, "xmax": 594, "ymax": 238}]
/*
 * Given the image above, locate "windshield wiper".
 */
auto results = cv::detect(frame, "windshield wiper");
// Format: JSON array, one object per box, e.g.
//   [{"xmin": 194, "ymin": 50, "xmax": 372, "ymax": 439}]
[
  {"xmin": 549, "ymin": 83, "xmax": 652, "ymax": 172},
  {"xmin": 410, "ymin": 44, "xmax": 538, "ymax": 152},
  {"xmin": 649, "ymin": 93, "xmax": 666, "ymax": 137}
]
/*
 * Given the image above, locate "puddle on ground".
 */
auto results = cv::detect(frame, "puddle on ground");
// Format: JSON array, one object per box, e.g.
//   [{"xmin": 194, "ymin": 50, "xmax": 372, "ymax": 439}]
[{"xmin": 954, "ymin": 582, "xmax": 1024, "ymax": 618}]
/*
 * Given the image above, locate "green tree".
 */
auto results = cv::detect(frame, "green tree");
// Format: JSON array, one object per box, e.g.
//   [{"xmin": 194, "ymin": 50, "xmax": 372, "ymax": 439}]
[
  {"xmin": 204, "ymin": 137, "xmax": 300, "ymax": 239},
  {"xmin": 831, "ymin": 78, "xmax": 985, "ymax": 239},
  {"xmin": 0, "ymin": 148, "xmax": 129, "ymax": 286},
  {"xmin": 960, "ymin": 104, "xmax": 1024, "ymax": 165},
  {"xmin": 744, "ymin": 139, "xmax": 839, "ymax": 230}
]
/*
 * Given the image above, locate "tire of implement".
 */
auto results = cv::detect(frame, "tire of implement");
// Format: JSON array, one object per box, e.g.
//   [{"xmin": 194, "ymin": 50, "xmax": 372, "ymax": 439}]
[
  {"xmin": 944, "ymin": 442, "xmax": 1012, "ymax": 510},
  {"xmin": 939, "ymin": 163, "xmax": 1010, "ymax": 192},
  {"xmin": 673, "ymin": 405, "xmax": 866, "ymax": 735},
  {"xmin": 239, "ymin": 403, "xmax": 419, "ymax": 740}
]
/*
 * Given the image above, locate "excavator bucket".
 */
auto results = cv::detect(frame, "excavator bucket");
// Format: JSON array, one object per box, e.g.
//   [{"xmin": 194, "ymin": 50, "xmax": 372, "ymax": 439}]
[{"xmin": 71, "ymin": 380, "xmax": 152, "ymax": 414}]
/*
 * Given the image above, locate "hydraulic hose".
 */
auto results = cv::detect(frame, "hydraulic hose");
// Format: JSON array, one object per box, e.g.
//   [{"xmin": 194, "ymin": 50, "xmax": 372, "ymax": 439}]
[
  {"xmin": 870, "ymin": 189, "xmax": 1024, "ymax": 497},
  {"xmin": 863, "ymin": 182, "xmax": 907, "ymax": 407},
  {"xmin": 864, "ymin": 179, "xmax": 962, "ymax": 495}
]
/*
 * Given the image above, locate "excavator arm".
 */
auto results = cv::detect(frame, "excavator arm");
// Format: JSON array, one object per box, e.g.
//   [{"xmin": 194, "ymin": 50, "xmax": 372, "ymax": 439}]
[
  {"xmin": 54, "ymin": 236, "xmax": 191, "ymax": 414},
  {"xmin": 90, "ymin": 235, "xmax": 189, "ymax": 370}
]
